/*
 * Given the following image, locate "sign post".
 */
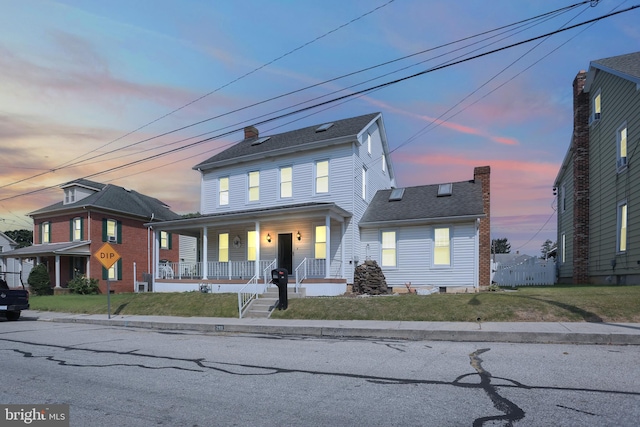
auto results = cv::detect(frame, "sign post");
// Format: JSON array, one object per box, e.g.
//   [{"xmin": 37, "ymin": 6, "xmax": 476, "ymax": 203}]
[{"xmin": 93, "ymin": 243, "xmax": 121, "ymax": 319}]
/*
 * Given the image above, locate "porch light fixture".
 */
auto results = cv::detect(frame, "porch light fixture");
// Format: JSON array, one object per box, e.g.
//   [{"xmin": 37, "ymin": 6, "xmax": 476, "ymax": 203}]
[
  {"xmin": 296, "ymin": 231, "xmax": 301, "ymax": 241},
  {"xmin": 266, "ymin": 233, "xmax": 271, "ymax": 243}
]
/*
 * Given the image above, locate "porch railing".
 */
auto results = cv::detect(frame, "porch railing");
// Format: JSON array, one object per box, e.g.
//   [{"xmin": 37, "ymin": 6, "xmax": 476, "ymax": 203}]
[
  {"xmin": 238, "ymin": 276, "xmax": 264, "ymax": 319},
  {"xmin": 294, "ymin": 258, "xmax": 326, "ymax": 292},
  {"xmin": 159, "ymin": 260, "xmax": 275, "ymax": 280}
]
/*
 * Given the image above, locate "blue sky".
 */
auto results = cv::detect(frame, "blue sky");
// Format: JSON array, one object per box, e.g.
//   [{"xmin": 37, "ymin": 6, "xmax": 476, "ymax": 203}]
[{"xmin": 1, "ymin": 0, "xmax": 639, "ymax": 255}]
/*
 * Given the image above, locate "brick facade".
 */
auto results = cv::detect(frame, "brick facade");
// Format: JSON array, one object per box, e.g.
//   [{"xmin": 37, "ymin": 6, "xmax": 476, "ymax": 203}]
[
  {"xmin": 572, "ymin": 72, "xmax": 590, "ymax": 284},
  {"xmin": 474, "ymin": 166, "xmax": 491, "ymax": 287}
]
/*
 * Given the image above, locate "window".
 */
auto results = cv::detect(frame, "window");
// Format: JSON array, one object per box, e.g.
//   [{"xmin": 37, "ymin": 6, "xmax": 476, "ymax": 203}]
[
  {"xmin": 314, "ymin": 226, "xmax": 326, "ymax": 259},
  {"xmin": 247, "ymin": 230, "xmax": 257, "ymax": 261},
  {"xmin": 41, "ymin": 222, "xmax": 51, "ymax": 244},
  {"xmin": 160, "ymin": 231, "xmax": 172, "ymax": 250},
  {"xmin": 315, "ymin": 160, "xmax": 329, "ymax": 194},
  {"xmin": 381, "ymin": 231, "xmax": 396, "ymax": 267},
  {"xmin": 362, "ymin": 167, "xmax": 367, "ymax": 200},
  {"xmin": 103, "ymin": 259, "xmax": 122, "ymax": 281},
  {"xmin": 280, "ymin": 166, "xmax": 292, "ymax": 198},
  {"xmin": 560, "ymin": 185, "xmax": 566, "ymax": 213},
  {"xmin": 590, "ymin": 90, "xmax": 601, "ymax": 125},
  {"xmin": 561, "ymin": 233, "xmax": 566, "ymax": 263},
  {"xmin": 219, "ymin": 233, "xmax": 229, "ymax": 262},
  {"xmin": 367, "ymin": 133, "xmax": 372, "ymax": 155},
  {"xmin": 64, "ymin": 188, "xmax": 76, "ymax": 204},
  {"xmin": 618, "ymin": 202, "xmax": 627, "ymax": 253},
  {"xmin": 219, "ymin": 177, "xmax": 229, "ymax": 206},
  {"xmin": 103, "ymin": 219, "xmax": 120, "ymax": 243},
  {"xmin": 71, "ymin": 217, "xmax": 83, "ymax": 241},
  {"xmin": 248, "ymin": 171, "xmax": 260, "ymax": 201},
  {"xmin": 434, "ymin": 227, "xmax": 451, "ymax": 266},
  {"xmin": 382, "ymin": 153, "xmax": 386, "ymax": 173},
  {"xmin": 617, "ymin": 123, "xmax": 628, "ymax": 171}
]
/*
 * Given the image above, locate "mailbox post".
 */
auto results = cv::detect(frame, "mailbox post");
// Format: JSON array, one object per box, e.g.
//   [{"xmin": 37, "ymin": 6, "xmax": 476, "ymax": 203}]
[{"xmin": 270, "ymin": 268, "xmax": 288, "ymax": 310}]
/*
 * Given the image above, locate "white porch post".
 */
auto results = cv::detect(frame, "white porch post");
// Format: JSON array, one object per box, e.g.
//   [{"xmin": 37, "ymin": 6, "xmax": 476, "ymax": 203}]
[
  {"xmin": 55, "ymin": 255, "xmax": 61, "ymax": 288},
  {"xmin": 325, "ymin": 215, "xmax": 331, "ymax": 279},
  {"xmin": 202, "ymin": 227, "xmax": 208, "ymax": 280},
  {"xmin": 255, "ymin": 221, "xmax": 260, "ymax": 279},
  {"xmin": 86, "ymin": 257, "xmax": 91, "ymax": 280},
  {"xmin": 153, "ymin": 229, "xmax": 160, "ymax": 279},
  {"xmin": 341, "ymin": 221, "xmax": 345, "ymax": 279}
]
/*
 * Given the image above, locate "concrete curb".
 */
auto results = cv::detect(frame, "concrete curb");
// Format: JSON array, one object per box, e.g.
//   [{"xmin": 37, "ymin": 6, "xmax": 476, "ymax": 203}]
[{"xmin": 44, "ymin": 316, "xmax": 640, "ymax": 345}]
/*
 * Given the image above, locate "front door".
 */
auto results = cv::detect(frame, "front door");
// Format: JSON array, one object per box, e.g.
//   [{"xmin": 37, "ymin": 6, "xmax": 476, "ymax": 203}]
[{"xmin": 278, "ymin": 233, "xmax": 293, "ymax": 275}]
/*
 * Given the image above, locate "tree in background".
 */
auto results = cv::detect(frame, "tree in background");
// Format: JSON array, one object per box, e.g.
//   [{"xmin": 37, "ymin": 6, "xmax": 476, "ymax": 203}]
[
  {"xmin": 540, "ymin": 239, "xmax": 556, "ymax": 259},
  {"xmin": 491, "ymin": 237, "xmax": 511, "ymax": 254},
  {"xmin": 4, "ymin": 229, "xmax": 32, "ymax": 249}
]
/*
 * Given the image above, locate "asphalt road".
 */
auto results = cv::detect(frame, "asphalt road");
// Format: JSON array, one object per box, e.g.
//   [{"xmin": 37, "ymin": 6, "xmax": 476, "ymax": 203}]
[{"xmin": 1, "ymin": 319, "xmax": 639, "ymax": 426}]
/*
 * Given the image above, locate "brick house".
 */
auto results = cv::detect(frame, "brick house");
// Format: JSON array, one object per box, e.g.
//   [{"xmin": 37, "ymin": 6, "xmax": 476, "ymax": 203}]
[
  {"xmin": 1, "ymin": 179, "xmax": 181, "ymax": 293},
  {"xmin": 554, "ymin": 51, "xmax": 640, "ymax": 284}
]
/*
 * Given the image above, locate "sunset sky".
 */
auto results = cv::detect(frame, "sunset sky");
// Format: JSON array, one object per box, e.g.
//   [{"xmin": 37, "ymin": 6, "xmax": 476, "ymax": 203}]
[{"xmin": 1, "ymin": 0, "xmax": 639, "ymax": 255}]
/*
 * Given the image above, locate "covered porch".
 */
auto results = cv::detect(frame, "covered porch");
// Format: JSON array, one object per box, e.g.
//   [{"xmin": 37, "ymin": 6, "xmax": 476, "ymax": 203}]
[{"xmin": 148, "ymin": 203, "xmax": 352, "ymax": 297}]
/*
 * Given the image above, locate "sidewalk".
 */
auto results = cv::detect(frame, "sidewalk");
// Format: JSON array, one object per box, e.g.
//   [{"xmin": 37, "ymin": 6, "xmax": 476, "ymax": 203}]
[{"xmin": 23, "ymin": 310, "xmax": 640, "ymax": 345}]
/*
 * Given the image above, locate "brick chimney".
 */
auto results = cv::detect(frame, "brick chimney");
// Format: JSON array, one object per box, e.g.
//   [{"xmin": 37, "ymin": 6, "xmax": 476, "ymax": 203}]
[
  {"xmin": 244, "ymin": 126, "xmax": 259, "ymax": 140},
  {"xmin": 474, "ymin": 166, "xmax": 491, "ymax": 288},
  {"xmin": 572, "ymin": 71, "xmax": 589, "ymax": 284}
]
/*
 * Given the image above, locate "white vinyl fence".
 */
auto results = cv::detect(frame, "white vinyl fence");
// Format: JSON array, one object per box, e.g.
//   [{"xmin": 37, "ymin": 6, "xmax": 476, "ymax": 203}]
[{"xmin": 492, "ymin": 257, "xmax": 556, "ymax": 286}]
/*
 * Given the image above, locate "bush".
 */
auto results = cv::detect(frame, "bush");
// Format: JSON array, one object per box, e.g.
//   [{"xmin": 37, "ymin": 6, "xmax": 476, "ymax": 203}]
[
  {"xmin": 67, "ymin": 276, "xmax": 100, "ymax": 295},
  {"xmin": 28, "ymin": 264, "xmax": 52, "ymax": 296}
]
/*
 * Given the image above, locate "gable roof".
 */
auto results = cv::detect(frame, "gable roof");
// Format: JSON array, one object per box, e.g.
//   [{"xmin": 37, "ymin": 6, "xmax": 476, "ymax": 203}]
[
  {"xmin": 29, "ymin": 182, "xmax": 181, "ymax": 221},
  {"xmin": 584, "ymin": 51, "xmax": 640, "ymax": 92},
  {"xmin": 60, "ymin": 178, "xmax": 106, "ymax": 191},
  {"xmin": 360, "ymin": 180, "xmax": 485, "ymax": 226},
  {"xmin": 193, "ymin": 112, "xmax": 383, "ymax": 171}
]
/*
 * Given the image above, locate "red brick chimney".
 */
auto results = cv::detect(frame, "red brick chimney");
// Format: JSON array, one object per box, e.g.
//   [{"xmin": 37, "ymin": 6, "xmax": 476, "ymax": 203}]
[
  {"xmin": 244, "ymin": 126, "xmax": 259, "ymax": 140},
  {"xmin": 474, "ymin": 166, "xmax": 491, "ymax": 288},
  {"xmin": 572, "ymin": 71, "xmax": 589, "ymax": 284}
]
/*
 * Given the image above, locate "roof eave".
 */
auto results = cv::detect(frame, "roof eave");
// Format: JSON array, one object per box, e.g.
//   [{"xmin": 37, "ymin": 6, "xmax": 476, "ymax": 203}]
[{"xmin": 359, "ymin": 213, "xmax": 486, "ymax": 228}]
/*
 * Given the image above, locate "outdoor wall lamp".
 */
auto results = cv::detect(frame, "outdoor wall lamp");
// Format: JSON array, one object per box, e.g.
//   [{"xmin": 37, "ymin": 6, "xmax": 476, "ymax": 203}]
[
  {"xmin": 296, "ymin": 231, "xmax": 301, "ymax": 241},
  {"xmin": 266, "ymin": 233, "xmax": 271, "ymax": 243}
]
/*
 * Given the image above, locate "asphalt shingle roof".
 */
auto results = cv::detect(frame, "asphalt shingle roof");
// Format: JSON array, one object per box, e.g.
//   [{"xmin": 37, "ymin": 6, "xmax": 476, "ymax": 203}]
[
  {"xmin": 592, "ymin": 51, "xmax": 640, "ymax": 80},
  {"xmin": 194, "ymin": 112, "xmax": 381, "ymax": 170},
  {"xmin": 360, "ymin": 180, "xmax": 485, "ymax": 225},
  {"xmin": 29, "ymin": 182, "xmax": 181, "ymax": 221}
]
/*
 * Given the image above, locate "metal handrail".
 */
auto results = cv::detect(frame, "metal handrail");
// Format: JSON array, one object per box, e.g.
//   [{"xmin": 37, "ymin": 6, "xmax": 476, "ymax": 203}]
[{"xmin": 238, "ymin": 275, "xmax": 261, "ymax": 319}]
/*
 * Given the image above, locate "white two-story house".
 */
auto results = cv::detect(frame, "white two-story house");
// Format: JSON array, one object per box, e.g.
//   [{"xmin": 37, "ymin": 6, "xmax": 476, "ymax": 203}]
[
  {"xmin": 151, "ymin": 112, "xmax": 395, "ymax": 296},
  {"xmin": 150, "ymin": 112, "xmax": 491, "ymax": 297}
]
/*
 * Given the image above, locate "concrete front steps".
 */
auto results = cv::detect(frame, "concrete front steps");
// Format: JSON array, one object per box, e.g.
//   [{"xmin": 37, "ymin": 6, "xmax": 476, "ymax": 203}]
[{"xmin": 243, "ymin": 286, "xmax": 306, "ymax": 318}]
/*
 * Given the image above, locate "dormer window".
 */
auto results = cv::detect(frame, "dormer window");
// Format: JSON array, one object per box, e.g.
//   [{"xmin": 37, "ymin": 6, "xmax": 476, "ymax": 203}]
[{"xmin": 64, "ymin": 188, "xmax": 76, "ymax": 204}]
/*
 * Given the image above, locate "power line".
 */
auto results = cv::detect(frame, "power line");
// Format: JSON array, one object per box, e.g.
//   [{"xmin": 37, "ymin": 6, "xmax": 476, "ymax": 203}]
[
  {"xmin": 1, "ymin": 4, "xmax": 637, "ymax": 203},
  {"xmin": 0, "ymin": 1, "xmax": 589, "ymax": 191}
]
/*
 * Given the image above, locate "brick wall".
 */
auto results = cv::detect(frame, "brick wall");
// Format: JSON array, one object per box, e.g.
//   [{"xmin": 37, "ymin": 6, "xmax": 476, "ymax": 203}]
[
  {"xmin": 474, "ymin": 166, "xmax": 491, "ymax": 287},
  {"xmin": 572, "ymin": 72, "xmax": 590, "ymax": 284}
]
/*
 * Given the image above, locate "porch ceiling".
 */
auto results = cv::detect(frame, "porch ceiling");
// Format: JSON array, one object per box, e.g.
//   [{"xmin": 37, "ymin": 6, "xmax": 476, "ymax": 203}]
[{"xmin": 148, "ymin": 202, "xmax": 351, "ymax": 233}]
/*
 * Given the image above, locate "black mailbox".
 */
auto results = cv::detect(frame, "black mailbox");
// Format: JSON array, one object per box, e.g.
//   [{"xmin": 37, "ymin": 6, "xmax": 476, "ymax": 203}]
[{"xmin": 271, "ymin": 268, "xmax": 288, "ymax": 310}]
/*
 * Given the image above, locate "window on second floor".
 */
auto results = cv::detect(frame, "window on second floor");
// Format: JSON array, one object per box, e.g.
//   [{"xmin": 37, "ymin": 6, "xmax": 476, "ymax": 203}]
[
  {"xmin": 219, "ymin": 177, "xmax": 229, "ymax": 206},
  {"xmin": 362, "ymin": 167, "xmax": 368, "ymax": 200},
  {"xmin": 617, "ymin": 123, "xmax": 628, "ymax": 172},
  {"xmin": 381, "ymin": 153, "xmax": 386, "ymax": 173},
  {"xmin": 314, "ymin": 225, "xmax": 326, "ymax": 259},
  {"xmin": 590, "ymin": 90, "xmax": 601, "ymax": 125},
  {"xmin": 315, "ymin": 160, "xmax": 329, "ymax": 194},
  {"xmin": 41, "ymin": 222, "xmax": 51, "ymax": 244},
  {"xmin": 560, "ymin": 185, "xmax": 566, "ymax": 213},
  {"xmin": 367, "ymin": 133, "xmax": 372, "ymax": 155},
  {"xmin": 219, "ymin": 233, "xmax": 229, "ymax": 262},
  {"xmin": 618, "ymin": 201, "xmax": 627, "ymax": 253},
  {"xmin": 434, "ymin": 227, "xmax": 451, "ymax": 266},
  {"xmin": 248, "ymin": 171, "xmax": 260, "ymax": 202},
  {"xmin": 102, "ymin": 219, "xmax": 121, "ymax": 244},
  {"xmin": 280, "ymin": 166, "xmax": 292, "ymax": 199},
  {"xmin": 160, "ymin": 231, "xmax": 172, "ymax": 250},
  {"xmin": 71, "ymin": 217, "xmax": 83, "ymax": 241}
]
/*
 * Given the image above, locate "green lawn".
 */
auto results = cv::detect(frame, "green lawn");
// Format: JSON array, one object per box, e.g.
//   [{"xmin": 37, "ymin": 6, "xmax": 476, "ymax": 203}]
[{"xmin": 28, "ymin": 285, "xmax": 640, "ymax": 322}]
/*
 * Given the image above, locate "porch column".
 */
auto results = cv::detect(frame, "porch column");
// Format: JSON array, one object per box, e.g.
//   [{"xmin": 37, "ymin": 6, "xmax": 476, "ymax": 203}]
[
  {"xmin": 201, "ymin": 227, "xmax": 208, "ymax": 280},
  {"xmin": 325, "ymin": 215, "xmax": 331, "ymax": 279},
  {"xmin": 341, "ymin": 221, "xmax": 345, "ymax": 279},
  {"xmin": 55, "ymin": 255, "xmax": 61, "ymax": 288},
  {"xmin": 86, "ymin": 257, "xmax": 91, "ymax": 280},
  {"xmin": 255, "ymin": 221, "xmax": 261, "ymax": 279},
  {"xmin": 154, "ymin": 229, "xmax": 160, "ymax": 279}
]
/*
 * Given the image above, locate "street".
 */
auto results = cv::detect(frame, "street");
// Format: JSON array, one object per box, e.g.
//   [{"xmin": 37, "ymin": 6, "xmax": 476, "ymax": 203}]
[{"xmin": 1, "ymin": 318, "xmax": 639, "ymax": 426}]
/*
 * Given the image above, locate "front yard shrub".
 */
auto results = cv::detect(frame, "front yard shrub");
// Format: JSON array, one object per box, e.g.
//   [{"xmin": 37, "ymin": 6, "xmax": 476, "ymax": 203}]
[
  {"xmin": 67, "ymin": 276, "xmax": 100, "ymax": 295},
  {"xmin": 28, "ymin": 263, "xmax": 52, "ymax": 295}
]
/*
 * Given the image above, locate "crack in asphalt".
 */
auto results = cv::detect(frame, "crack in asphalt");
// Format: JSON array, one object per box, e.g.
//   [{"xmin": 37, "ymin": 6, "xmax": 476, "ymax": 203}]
[{"xmin": 2, "ymin": 337, "xmax": 637, "ymax": 425}]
